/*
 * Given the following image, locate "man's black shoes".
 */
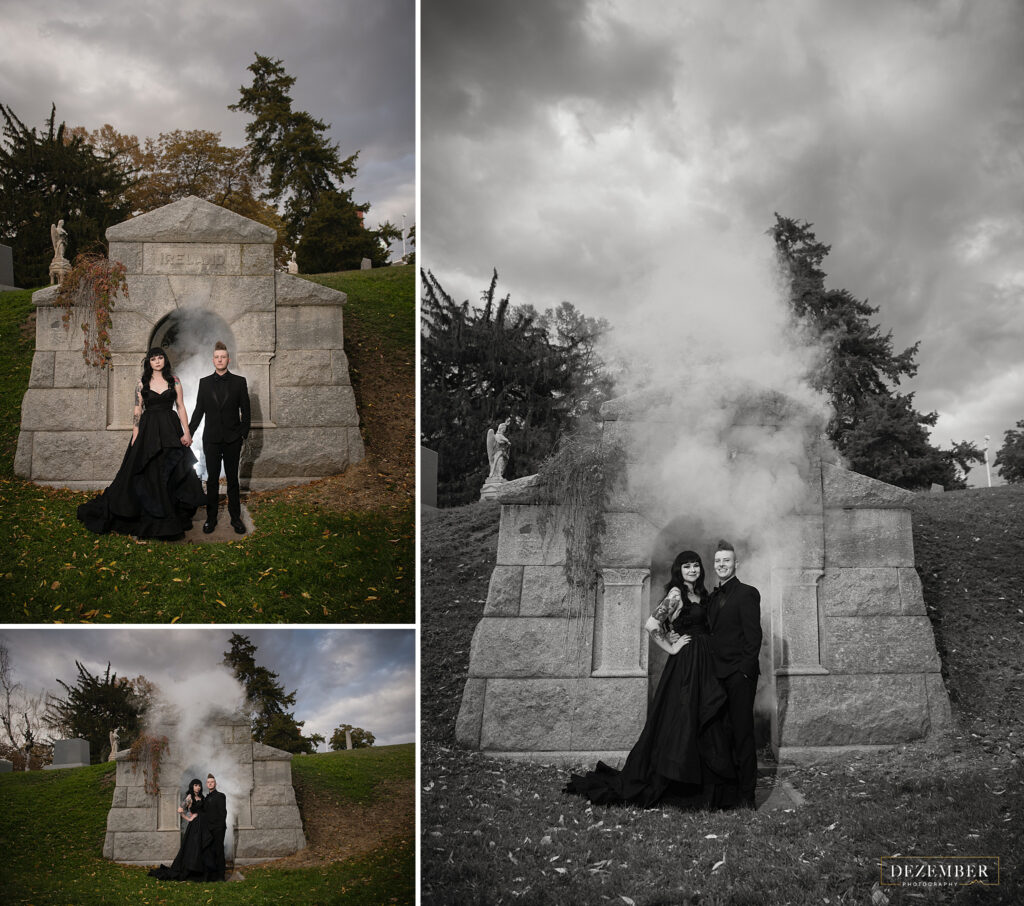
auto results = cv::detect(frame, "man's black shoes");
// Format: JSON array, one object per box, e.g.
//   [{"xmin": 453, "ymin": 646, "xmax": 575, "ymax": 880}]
[
  {"xmin": 202, "ymin": 520, "xmax": 217, "ymax": 534},
  {"xmin": 231, "ymin": 517, "xmax": 246, "ymax": 534}
]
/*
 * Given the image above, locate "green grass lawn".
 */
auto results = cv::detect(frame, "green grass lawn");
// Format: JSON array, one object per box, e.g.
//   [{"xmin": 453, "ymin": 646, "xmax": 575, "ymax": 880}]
[
  {"xmin": 0, "ymin": 745, "xmax": 415, "ymax": 905},
  {"xmin": 0, "ymin": 268, "xmax": 414, "ymax": 623},
  {"xmin": 421, "ymin": 492, "xmax": 1024, "ymax": 905}
]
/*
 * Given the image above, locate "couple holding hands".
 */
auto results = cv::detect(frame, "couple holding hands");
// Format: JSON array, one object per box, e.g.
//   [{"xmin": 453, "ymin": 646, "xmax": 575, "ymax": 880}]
[
  {"xmin": 566, "ymin": 540, "xmax": 762, "ymax": 811},
  {"xmin": 77, "ymin": 342, "xmax": 250, "ymax": 540},
  {"xmin": 148, "ymin": 774, "xmax": 228, "ymax": 883}
]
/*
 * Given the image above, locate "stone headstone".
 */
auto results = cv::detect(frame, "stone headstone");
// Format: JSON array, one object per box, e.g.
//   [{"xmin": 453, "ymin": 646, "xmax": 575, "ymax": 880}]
[
  {"xmin": 0, "ymin": 243, "xmax": 15, "ymax": 290},
  {"xmin": 420, "ymin": 445, "xmax": 438, "ymax": 508},
  {"xmin": 45, "ymin": 738, "xmax": 90, "ymax": 769},
  {"xmin": 15, "ymin": 196, "xmax": 364, "ymax": 490},
  {"xmin": 930, "ymin": 483, "xmax": 944, "ymax": 493},
  {"xmin": 0, "ymin": 758, "xmax": 13, "ymax": 773},
  {"xmin": 360, "ymin": 257, "xmax": 372, "ymax": 270}
]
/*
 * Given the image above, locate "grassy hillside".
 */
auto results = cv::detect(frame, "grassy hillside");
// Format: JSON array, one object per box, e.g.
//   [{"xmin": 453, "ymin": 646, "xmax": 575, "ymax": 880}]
[
  {"xmin": 0, "ymin": 743, "xmax": 414, "ymax": 905},
  {"xmin": 0, "ymin": 266, "xmax": 413, "ymax": 623},
  {"xmin": 421, "ymin": 490, "xmax": 1024, "ymax": 905}
]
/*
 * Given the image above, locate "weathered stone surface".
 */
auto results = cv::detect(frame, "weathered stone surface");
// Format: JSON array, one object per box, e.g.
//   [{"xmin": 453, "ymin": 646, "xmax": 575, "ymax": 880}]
[
  {"xmin": 231, "ymin": 311, "xmax": 276, "ymax": 351},
  {"xmin": 13, "ymin": 432, "xmax": 31, "ymax": 478},
  {"xmin": 112, "ymin": 786, "xmax": 127, "ymax": 807},
  {"xmin": 925, "ymin": 673, "xmax": 953, "ymax": 734},
  {"xmin": 520, "ymin": 565, "xmax": 572, "ymax": 617},
  {"xmin": 493, "ymin": 474, "xmax": 542, "ymax": 504},
  {"xmin": 107, "ymin": 830, "xmax": 180, "ymax": 863},
  {"xmin": 107, "ymin": 240, "xmax": 143, "ymax": 274},
  {"xmin": 251, "ymin": 784, "xmax": 298, "ymax": 807},
  {"xmin": 251, "ymin": 806, "xmax": 304, "ymax": 828},
  {"xmin": 51, "ymin": 351, "xmax": 107, "ymax": 390},
  {"xmin": 455, "ymin": 678, "xmax": 486, "ymax": 747},
  {"xmin": 824, "ymin": 509, "xmax": 915, "ymax": 567},
  {"xmin": 495, "ymin": 505, "xmax": 566, "ymax": 566},
  {"xmin": 593, "ymin": 568, "xmax": 649, "ymax": 676},
  {"xmin": 480, "ymin": 679, "xmax": 576, "ymax": 750},
  {"xmin": 570, "ymin": 678, "xmax": 648, "ymax": 750},
  {"xmin": 772, "ymin": 568, "xmax": 824, "ymax": 668},
  {"xmin": 246, "ymin": 427, "xmax": 358, "ymax": 478},
  {"xmin": 107, "ymin": 311, "xmax": 157, "ymax": 352},
  {"xmin": 275, "ymin": 271, "xmax": 347, "ymax": 306},
  {"xmin": 774, "ymin": 514, "xmax": 825, "ymax": 568},
  {"xmin": 330, "ymin": 349, "xmax": 353, "ymax": 386},
  {"xmin": 235, "ymin": 828, "xmax": 306, "ymax": 859},
  {"xmin": 822, "ymin": 463, "xmax": 914, "ymax": 509},
  {"xmin": 271, "ymin": 349, "xmax": 333, "ymax": 386},
  {"xmin": 29, "ymin": 430, "xmax": 129, "ymax": 481},
  {"xmin": 776, "ymin": 674, "xmax": 930, "ymax": 746},
  {"xmin": 898, "ymin": 568, "xmax": 926, "ymax": 615},
  {"xmin": 597, "ymin": 512, "xmax": 660, "ymax": 567},
  {"xmin": 106, "ymin": 807, "xmax": 156, "ymax": 832},
  {"xmin": 823, "ymin": 616, "xmax": 941, "ymax": 673},
  {"xmin": 29, "ymin": 351, "xmax": 55, "ymax": 388},
  {"xmin": 276, "ymin": 305, "xmax": 344, "ymax": 349},
  {"xmin": 241, "ymin": 243, "xmax": 275, "ymax": 276},
  {"xmin": 143, "ymin": 242, "xmax": 241, "ymax": 276},
  {"xmin": 253, "ymin": 759, "xmax": 292, "ymax": 785},
  {"xmin": 468, "ymin": 617, "xmax": 593, "ymax": 678},
  {"xmin": 107, "ymin": 196, "xmax": 276, "ymax": 243},
  {"xmin": 163, "ymin": 274, "xmax": 277, "ymax": 318},
  {"xmin": 33, "ymin": 303, "xmax": 85, "ymax": 352},
  {"xmin": 271, "ymin": 386, "xmax": 359, "ymax": 428},
  {"xmin": 819, "ymin": 568, "xmax": 902, "ymax": 617},
  {"xmin": 125, "ymin": 787, "xmax": 156, "ymax": 808},
  {"xmin": 483, "ymin": 565, "xmax": 523, "ymax": 616}
]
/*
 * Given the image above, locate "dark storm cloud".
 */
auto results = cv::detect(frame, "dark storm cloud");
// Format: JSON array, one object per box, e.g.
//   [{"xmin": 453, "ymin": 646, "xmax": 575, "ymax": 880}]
[
  {"xmin": 0, "ymin": 0, "xmax": 414, "ymax": 226},
  {"xmin": 422, "ymin": 0, "xmax": 1024, "ymax": 477},
  {"xmin": 0, "ymin": 628, "xmax": 415, "ymax": 747}
]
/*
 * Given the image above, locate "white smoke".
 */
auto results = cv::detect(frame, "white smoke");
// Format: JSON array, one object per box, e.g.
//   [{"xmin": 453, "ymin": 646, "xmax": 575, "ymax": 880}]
[
  {"xmin": 146, "ymin": 665, "xmax": 248, "ymax": 860},
  {"xmin": 603, "ymin": 224, "xmax": 833, "ymax": 608}
]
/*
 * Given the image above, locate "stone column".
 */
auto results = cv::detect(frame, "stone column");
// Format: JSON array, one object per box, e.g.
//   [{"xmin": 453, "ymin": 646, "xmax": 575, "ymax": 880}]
[
  {"xmin": 771, "ymin": 568, "xmax": 828, "ymax": 675},
  {"xmin": 592, "ymin": 568, "xmax": 650, "ymax": 677}
]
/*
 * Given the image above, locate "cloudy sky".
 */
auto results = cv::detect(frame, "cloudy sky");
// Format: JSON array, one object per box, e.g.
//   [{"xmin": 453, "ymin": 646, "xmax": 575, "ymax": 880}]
[
  {"xmin": 0, "ymin": 0, "xmax": 414, "ymax": 240},
  {"xmin": 1, "ymin": 627, "xmax": 415, "ymax": 748},
  {"xmin": 423, "ymin": 0, "xmax": 1024, "ymax": 484}
]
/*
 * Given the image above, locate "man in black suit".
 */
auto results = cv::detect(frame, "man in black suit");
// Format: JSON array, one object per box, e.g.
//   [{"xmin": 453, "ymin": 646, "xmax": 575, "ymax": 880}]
[
  {"xmin": 189, "ymin": 341, "xmax": 250, "ymax": 534},
  {"xmin": 707, "ymin": 539, "xmax": 762, "ymax": 809},
  {"xmin": 204, "ymin": 773, "xmax": 227, "ymax": 881}
]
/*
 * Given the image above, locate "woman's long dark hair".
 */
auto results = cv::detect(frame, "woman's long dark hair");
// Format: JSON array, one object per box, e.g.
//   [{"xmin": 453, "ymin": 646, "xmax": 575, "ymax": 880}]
[
  {"xmin": 664, "ymin": 549, "xmax": 708, "ymax": 601},
  {"xmin": 141, "ymin": 346, "xmax": 175, "ymax": 389},
  {"xmin": 186, "ymin": 777, "xmax": 204, "ymax": 804}
]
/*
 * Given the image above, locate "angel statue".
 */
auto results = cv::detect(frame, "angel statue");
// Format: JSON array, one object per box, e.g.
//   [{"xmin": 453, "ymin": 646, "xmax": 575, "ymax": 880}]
[
  {"xmin": 51, "ymin": 219, "xmax": 68, "ymax": 261},
  {"xmin": 486, "ymin": 419, "xmax": 512, "ymax": 482}
]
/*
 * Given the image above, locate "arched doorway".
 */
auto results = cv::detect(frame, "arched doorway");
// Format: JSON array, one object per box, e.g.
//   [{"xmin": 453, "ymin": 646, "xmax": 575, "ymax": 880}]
[
  {"xmin": 647, "ymin": 516, "xmax": 772, "ymax": 748},
  {"xmin": 149, "ymin": 311, "xmax": 236, "ymax": 480}
]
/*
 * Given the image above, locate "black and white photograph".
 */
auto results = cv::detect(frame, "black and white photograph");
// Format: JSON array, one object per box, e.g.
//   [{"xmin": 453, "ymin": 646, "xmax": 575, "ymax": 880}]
[{"xmin": 421, "ymin": 1, "xmax": 1023, "ymax": 903}]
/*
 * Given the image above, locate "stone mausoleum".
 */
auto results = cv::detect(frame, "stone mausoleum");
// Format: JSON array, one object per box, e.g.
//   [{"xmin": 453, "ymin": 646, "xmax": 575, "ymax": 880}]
[
  {"xmin": 456, "ymin": 386, "xmax": 951, "ymax": 764},
  {"xmin": 104, "ymin": 711, "xmax": 305, "ymax": 866},
  {"xmin": 15, "ymin": 196, "xmax": 363, "ymax": 489}
]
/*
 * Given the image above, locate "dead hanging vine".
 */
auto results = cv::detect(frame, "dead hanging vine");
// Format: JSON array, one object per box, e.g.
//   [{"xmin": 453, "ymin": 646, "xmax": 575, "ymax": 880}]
[
  {"xmin": 535, "ymin": 432, "xmax": 627, "ymax": 658},
  {"xmin": 126, "ymin": 734, "xmax": 170, "ymax": 795},
  {"xmin": 54, "ymin": 251, "xmax": 129, "ymax": 368}
]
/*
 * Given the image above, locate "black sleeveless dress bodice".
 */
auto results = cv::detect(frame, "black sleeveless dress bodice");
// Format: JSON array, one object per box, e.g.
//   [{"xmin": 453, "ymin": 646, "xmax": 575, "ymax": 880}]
[
  {"xmin": 148, "ymin": 796, "xmax": 216, "ymax": 882},
  {"xmin": 565, "ymin": 600, "xmax": 736, "ymax": 808},
  {"xmin": 77, "ymin": 386, "xmax": 205, "ymax": 539}
]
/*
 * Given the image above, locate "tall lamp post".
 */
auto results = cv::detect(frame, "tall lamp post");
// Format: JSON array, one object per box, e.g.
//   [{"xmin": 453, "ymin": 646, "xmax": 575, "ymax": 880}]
[
  {"xmin": 401, "ymin": 212, "xmax": 407, "ymax": 261},
  {"xmin": 983, "ymin": 435, "xmax": 992, "ymax": 488}
]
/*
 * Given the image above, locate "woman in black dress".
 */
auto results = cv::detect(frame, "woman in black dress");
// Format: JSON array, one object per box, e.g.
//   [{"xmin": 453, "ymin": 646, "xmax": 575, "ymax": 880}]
[
  {"xmin": 148, "ymin": 778, "xmax": 216, "ymax": 882},
  {"xmin": 77, "ymin": 347, "xmax": 205, "ymax": 539},
  {"xmin": 565, "ymin": 550, "xmax": 736, "ymax": 808}
]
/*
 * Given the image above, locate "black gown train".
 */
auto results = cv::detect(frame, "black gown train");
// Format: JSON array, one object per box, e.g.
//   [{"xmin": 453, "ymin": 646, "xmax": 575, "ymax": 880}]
[
  {"xmin": 148, "ymin": 796, "xmax": 216, "ymax": 882},
  {"xmin": 565, "ymin": 602, "xmax": 736, "ymax": 808},
  {"xmin": 77, "ymin": 386, "xmax": 205, "ymax": 539}
]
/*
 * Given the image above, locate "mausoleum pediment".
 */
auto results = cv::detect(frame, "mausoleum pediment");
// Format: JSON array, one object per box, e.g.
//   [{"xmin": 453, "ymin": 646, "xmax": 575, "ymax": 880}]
[{"xmin": 106, "ymin": 195, "xmax": 277, "ymax": 243}]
